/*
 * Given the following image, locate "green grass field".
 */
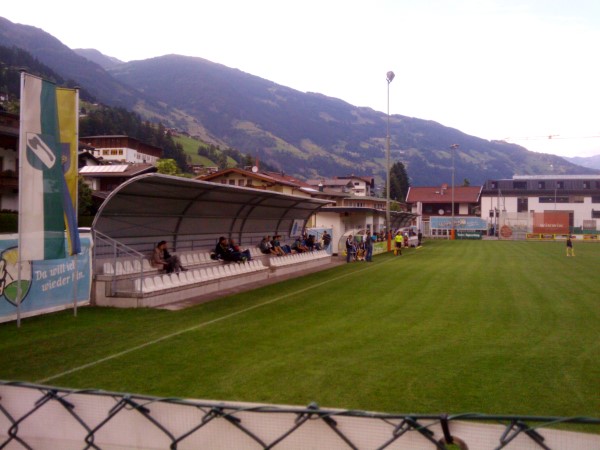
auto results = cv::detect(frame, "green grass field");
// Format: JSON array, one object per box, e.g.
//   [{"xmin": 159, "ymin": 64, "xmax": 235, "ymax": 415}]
[{"xmin": 0, "ymin": 240, "xmax": 598, "ymax": 419}]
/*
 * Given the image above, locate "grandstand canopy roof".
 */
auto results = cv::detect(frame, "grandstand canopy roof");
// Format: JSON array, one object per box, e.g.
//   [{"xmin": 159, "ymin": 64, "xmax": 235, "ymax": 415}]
[{"xmin": 92, "ymin": 173, "xmax": 330, "ymax": 251}]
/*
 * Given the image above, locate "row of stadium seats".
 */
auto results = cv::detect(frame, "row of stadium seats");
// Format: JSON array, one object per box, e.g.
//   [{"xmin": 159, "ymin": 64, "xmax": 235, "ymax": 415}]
[
  {"xmin": 134, "ymin": 260, "xmax": 267, "ymax": 293},
  {"xmin": 269, "ymin": 250, "xmax": 330, "ymax": 267},
  {"xmin": 101, "ymin": 247, "xmax": 269, "ymax": 276}
]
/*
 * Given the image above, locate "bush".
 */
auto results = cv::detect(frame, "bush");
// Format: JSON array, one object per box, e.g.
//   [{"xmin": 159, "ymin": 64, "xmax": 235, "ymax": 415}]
[{"xmin": 0, "ymin": 213, "xmax": 17, "ymax": 233}]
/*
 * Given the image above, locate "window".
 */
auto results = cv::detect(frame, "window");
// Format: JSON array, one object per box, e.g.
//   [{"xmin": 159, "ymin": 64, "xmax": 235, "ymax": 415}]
[
  {"xmin": 592, "ymin": 210, "xmax": 600, "ymax": 219},
  {"xmin": 556, "ymin": 181, "xmax": 564, "ymax": 189},
  {"xmin": 539, "ymin": 196, "xmax": 569, "ymax": 203},
  {"xmin": 513, "ymin": 181, "xmax": 527, "ymax": 189},
  {"xmin": 517, "ymin": 197, "xmax": 528, "ymax": 212},
  {"xmin": 228, "ymin": 180, "xmax": 235, "ymax": 185},
  {"xmin": 592, "ymin": 196, "xmax": 600, "ymax": 203},
  {"xmin": 490, "ymin": 181, "xmax": 497, "ymax": 189},
  {"xmin": 583, "ymin": 181, "xmax": 590, "ymax": 189},
  {"xmin": 538, "ymin": 181, "xmax": 545, "ymax": 189},
  {"xmin": 571, "ymin": 196, "xmax": 584, "ymax": 204}
]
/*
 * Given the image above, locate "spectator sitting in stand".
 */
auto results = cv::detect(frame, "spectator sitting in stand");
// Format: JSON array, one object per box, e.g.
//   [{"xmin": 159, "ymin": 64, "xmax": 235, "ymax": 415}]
[
  {"xmin": 229, "ymin": 238, "xmax": 252, "ymax": 261},
  {"xmin": 292, "ymin": 236, "xmax": 309, "ymax": 253},
  {"xmin": 306, "ymin": 234, "xmax": 322, "ymax": 251},
  {"xmin": 151, "ymin": 240, "xmax": 187, "ymax": 273},
  {"xmin": 259, "ymin": 235, "xmax": 277, "ymax": 255},
  {"xmin": 214, "ymin": 236, "xmax": 248, "ymax": 262},
  {"xmin": 270, "ymin": 235, "xmax": 287, "ymax": 256}
]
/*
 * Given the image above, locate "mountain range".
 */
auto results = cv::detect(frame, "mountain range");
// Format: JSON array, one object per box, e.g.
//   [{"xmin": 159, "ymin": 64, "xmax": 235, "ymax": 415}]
[{"xmin": 1, "ymin": 16, "xmax": 598, "ymax": 187}]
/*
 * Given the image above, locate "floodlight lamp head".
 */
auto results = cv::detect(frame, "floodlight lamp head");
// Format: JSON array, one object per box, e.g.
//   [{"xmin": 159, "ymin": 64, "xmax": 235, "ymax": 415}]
[{"xmin": 386, "ymin": 71, "xmax": 395, "ymax": 83}]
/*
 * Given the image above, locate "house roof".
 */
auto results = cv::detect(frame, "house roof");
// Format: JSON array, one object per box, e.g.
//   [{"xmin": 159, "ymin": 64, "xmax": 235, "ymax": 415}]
[
  {"xmin": 79, "ymin": 163, "xmax": 156, "ymax": 177},
  {"xmin": 406, "ymin": 186, "xmax": 482, "ymax": 203},
  {"xmin": 198, "ymin": 168, "xmax": 298, "ymax": 188},
  {"xmin": 306, "ymin": 178, "xmax": 354, "ymax": 188}
]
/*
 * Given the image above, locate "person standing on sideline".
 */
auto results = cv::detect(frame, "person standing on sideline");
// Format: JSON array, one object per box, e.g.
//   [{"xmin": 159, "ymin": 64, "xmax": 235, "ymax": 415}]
[
  {"xmin": 394, "ymin": 231, "xmax": 403, "ymax": 256},
  {"xmin": 322, "ymin": 230, "xmax": 332, "ymax": 251},
  {"xmin": 566, "ymin": 236, "xmax": 575, "ymax": 256},
  {"xmin": 417, "ymin": 229, "xmax": 423, "ymax": 247},
  {"xmin": 365, "ymin": 231, "xmax": 374, "ymax": 262},
  {"xmin": 345, "ymin": 234, "xmax": 354, "ymax": 263}
]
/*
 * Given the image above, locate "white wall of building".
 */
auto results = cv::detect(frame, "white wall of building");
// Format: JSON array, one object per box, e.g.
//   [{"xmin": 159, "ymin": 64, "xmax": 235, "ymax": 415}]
[
  {"xmin": 481, "ymin": 195, "xmax": 598, "ymax": 229},
  {"xmin": 97, "ymin": 148, "xmax": 159, "ymax": 164}
]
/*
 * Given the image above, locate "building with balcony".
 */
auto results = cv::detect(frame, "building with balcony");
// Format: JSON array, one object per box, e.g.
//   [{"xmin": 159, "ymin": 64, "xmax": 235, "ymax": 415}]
[{"xmin": 81, "ymin": 135, "xmax": 163, "ymax": 165}]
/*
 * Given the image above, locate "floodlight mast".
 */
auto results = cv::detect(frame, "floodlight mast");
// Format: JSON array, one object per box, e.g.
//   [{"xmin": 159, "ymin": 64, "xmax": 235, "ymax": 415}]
[
  {"xmin": 386, "ymin": 71, "xmax": 395, "ymax": 247},
  {"xmin": 450, "ymin": 144, "xmax": 459, "ymax": 239}
]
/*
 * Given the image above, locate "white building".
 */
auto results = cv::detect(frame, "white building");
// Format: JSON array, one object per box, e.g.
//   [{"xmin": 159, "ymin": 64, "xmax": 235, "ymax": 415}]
[
  {"xmin": 481, "ymin": 175, "xmax": 600, "ymax": 235},
  {"xmin": 81, "ymin": 135, "xmax": 162, "ymax": 165},
  {"xmin": 306, "ymin": 176, "xmax": 375, "ymax": 197}
]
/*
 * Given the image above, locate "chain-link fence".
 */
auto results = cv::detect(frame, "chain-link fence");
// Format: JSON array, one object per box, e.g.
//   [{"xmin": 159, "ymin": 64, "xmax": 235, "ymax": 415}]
[{"xmin": 1, "ymin": 381, "xmax": 598, "ymax": 449}]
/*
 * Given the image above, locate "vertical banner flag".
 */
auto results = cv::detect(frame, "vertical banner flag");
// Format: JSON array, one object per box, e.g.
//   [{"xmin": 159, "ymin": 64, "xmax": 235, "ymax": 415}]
[
  {"xmin": 18, "ymin": 73, "xmax": 80, "ymax": 260},
  {"xmin": 57, "ymin": 87, "xmax": 81, "ymax": 255}
]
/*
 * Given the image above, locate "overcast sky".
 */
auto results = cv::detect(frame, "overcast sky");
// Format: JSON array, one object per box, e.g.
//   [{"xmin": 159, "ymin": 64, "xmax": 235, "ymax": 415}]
[{"xmin": 3, "ymin": 0, "xmax": 599, "ymax": 157}]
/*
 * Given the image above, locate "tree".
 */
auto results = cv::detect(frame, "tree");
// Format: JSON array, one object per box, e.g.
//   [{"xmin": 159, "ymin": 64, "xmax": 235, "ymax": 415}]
[
  {"xmin": 156, "ymin": 158, "xmax": 179, "ymax": 175},
  {"xmin": 78, "ymin": 177, "xmax": 93, "ymax": 216},
  {"xmin": 216, "ymin": 153, "xmax": 229, "ymax": 170},
  {"xmin": 389, "ymin": 161, "xmax": 410, "ymax": 201}
]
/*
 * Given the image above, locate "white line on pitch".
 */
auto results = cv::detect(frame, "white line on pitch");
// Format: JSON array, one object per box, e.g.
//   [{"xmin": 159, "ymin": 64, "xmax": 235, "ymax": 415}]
[{"xmin": 36, "ymin": 256, "xmax": 402, "ymax": 384}]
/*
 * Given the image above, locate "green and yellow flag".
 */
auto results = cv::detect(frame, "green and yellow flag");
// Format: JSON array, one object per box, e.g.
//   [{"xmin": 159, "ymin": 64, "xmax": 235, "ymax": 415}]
[{"xmin": 18, "ymin": 73, "xmax": 80, "ymax": 260}]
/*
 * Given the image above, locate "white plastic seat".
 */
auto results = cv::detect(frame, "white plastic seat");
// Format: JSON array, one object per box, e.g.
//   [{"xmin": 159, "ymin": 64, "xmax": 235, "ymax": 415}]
[
  {"xmin": 217, "ymin": 266, "xmax": 227, "ymax": 277},
  {"xmin": 162, "ymin": 274, "xmax": 175, "ymax": 288},
  {"xmin": 171, "ymin": 273, "xmax": 184, "ymax": 286},
  {"xmin": 184, "ymin": 272, "xmax": 196, "ymax": 284},
  {"xmin": 173, "ymin": 272, "xmax": 185, "ymax": 285},
  {"xmin": 115, "ymin": 261, "xmax": 125, "ymax": 275},
  {"xmin": 143, "ymin": 277, "xmax": 156, "ymax": 292},
  {"xmin": 123, "ymin": 260, "xmax": 135, "ymax": 274},
  {"xmin": 103, "ymin": 262, "xmax": 114, "ymax": 275},
  {"xmin": 179, "ymin": 254, "xmax": 190, "ymax": 265},
  {"xmin": 142, "ymin": 259, "xmax": 153, "ymax": 271},
  {"xmin": 153, "ymin": 276, "xmax": 165, "ymax": 289},
  {"xmin": 192, "ymin": 253, "xmax": 201, "ymax": 264},
  {"xmin": 132, "ymin": 259, "xmax": 142, "ymax": 272}
]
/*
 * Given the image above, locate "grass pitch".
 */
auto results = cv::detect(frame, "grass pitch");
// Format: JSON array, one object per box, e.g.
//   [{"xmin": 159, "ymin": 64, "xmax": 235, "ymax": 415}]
[{"xmin": 0, "ymin": 240, "xmax": 598, "ymax": 418}]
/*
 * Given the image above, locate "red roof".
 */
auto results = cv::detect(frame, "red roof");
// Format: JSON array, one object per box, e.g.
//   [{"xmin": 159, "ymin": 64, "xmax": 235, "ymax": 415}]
[
  {"xmin": 198, "ymin": 168, "xmax": 305, "ymax": 189},
  {"xmin": 406, "ymin": 186, "xmax": 482, "ymax": 203}
]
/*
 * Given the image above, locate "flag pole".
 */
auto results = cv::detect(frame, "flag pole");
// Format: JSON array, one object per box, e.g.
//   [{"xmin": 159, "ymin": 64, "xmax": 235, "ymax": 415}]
[
  {"xmin": 16, "ymin": 71, "xmax": 26, "ymax": 328},
  {"xmin": 73, "ymin": 87, "xmax": 80, "ymax": 317}
]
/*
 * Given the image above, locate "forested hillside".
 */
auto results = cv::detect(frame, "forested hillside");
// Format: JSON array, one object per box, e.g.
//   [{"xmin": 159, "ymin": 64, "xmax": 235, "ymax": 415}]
[{"xmin": 1, "ymin": 16, "xmax": 598, "ymax": 187}]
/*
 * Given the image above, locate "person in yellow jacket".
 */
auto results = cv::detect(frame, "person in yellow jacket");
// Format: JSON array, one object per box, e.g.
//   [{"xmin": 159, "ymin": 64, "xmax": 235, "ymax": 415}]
[{"xmin": 394, "ymin": 231, "xmax": 403, "ymax": 256}]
